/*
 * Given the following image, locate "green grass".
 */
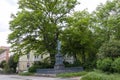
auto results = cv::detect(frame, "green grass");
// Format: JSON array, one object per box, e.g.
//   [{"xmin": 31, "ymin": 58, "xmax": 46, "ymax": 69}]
[
  {"xmin": 81, "ymin": 71, "xmax": 120, "ymax": 80},
  {"xmin": 19, "ymin": 72, "xmax": 34, "ymax": 76},
  {"xmin": 57, "ymin": 71, "xmax": 88, "ymax": 78}
]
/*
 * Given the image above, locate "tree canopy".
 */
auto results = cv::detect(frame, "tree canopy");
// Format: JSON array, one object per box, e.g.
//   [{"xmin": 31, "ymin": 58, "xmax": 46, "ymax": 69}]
[
  {"xmin": 9, "ymin": 0, "xmax": 78, "ymax": 55},
  {"xmin": 8, "ymin": 0, "xmax": 120, "ymax": 69}
]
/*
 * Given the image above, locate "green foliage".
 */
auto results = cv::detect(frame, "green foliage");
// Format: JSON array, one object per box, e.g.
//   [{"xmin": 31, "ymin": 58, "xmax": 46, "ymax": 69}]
[
  {"xmin": 8, "ymin": 0, "xmax": 78, "ymax": 66},
  {"xmin": 3, "ymin": 63, "xmax": 11, "ymax": 74},
  {"xmin": 28, "ymin": 61, "xmax": 52, "ymax": 73},
  {"xmin": 19, "ymin": 72, "xmax": 34, "ymax": 76},
  {"xmin": 0, "ymin": 60, "xmax": 6, "ymax": 68},
  {"xmin": 93, "ymin": 0, "xmax": 120, "ymax": 41},
  {"xmin": 112, "ymin": 58, "xmax": 120, "ymax": 73},
  {"xmin": 8, "ymin": 55, "xmax": 18, "ymax": 73},
  {"xmin": 0, "ymin": 61, "xmax": 11, "ymax": 74},
  {"xmin": 57, "ymin": 71, "xmax": 87, "ymax": 78},
  {"xmin": 97, "ymin": 58, "xmax": 113, "ymax": 72},
  {"xmin": 81, "ymin": 71, "xmax": 120, "ymax": 80},
  {"xmin": 98, "ymin": 40, "xmax": 120, "ymax": 59},
  {"xmin": 61, "ymin": 10, "xmax": 96, "ymax": 68},
  {"xmin": 63, "ymin": 61, "xmax": 81, "ymax": 67},
  {"xmin": 28, "ymin": 65, "xmax": 40, "ymax": 73},
  {"xmin": 0, "ymin": 55, "xmax": 18, "ymax": 73}
]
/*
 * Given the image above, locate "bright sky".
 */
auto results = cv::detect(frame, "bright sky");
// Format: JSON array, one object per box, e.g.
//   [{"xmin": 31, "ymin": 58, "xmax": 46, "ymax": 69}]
[{"xmin": 0, "ymin": 0, "xmax": 107, "ymax": 47}]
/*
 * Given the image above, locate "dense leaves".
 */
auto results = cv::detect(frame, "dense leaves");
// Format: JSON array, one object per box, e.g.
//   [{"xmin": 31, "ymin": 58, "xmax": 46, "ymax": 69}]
[
  {"xmin": 98, "ymin": 40, "xmax": 120, "ymax": 59},
  {"xmin": 97, "ymin": 58, "xmax": 113, "ymax": 72},
  {"xmin": 61, "ymin": 10, "xmax": 96, "ymax": 66},
  {"xmin": 8, "ymin": 0, "xmax": 78, "ymax": 65},
  {"xmin": 8, "ymin": 0, "xmax": 120, "ymax": 70},
  {"xmin": 112, "ymin": 58, "xmax": 120, "ymax": 73}
]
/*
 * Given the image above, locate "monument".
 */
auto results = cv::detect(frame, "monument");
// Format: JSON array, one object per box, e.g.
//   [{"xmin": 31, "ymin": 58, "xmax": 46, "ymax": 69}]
[
  {"xmin": 54, "ymin": 40, "xmax": 64, "ymax": 69},
  {"xmin": 36, "ymin": 40, "xmax": 83, "ymax": 76}
]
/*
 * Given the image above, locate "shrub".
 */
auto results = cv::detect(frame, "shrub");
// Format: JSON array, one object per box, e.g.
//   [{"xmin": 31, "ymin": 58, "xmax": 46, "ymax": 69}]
[
  {"xmin": 0, "ymin": 60, "xmax": 6, "ymax": 68},
  {"xmin": 3, "ymin": 63, "xmax": 11, "ymax": 74},
  {"xmin": 97, "ymin": 58, "xmax": 113, "ymax": 72},
  {"xmin": 28, "ymin": 65, "xmax": 40, "ymax": 73},
  {"xmin": 112, "ymin": 58, "xmax": 120, "ymax": 73},
  {"xmin": 28, "ymin": 61, "xmax": 52, "ymax": 73},
  {"xmin": 97, "ymin": 40, "xmax": 120, "ymax": 59},
  {"xmin": 81, "ymin": 72, "xmax": 115, "ymax": 80},
  {"xmin": 63, "ymin": 60, "xmax": 81, "ymax": 67}
]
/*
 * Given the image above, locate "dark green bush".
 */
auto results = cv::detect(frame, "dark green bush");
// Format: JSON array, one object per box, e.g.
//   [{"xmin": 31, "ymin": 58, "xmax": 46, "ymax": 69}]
[
  {"xmin": 28, "ymin": 61, "xmax": 52, "ymax": 73},
  {"xmin": 63, "ymin": 60, "xmax": 81, "ymax": 67},
  {"xmin": 28, "ymin": 65, "xmax": 40, "ymax": 73},
  {"xmin": 112, "ymin": 58, "xmax": 120, "ymax": 73},
  {"xmin": 97, "ymin": 58, "xmax": 113, "ymax": 72}
]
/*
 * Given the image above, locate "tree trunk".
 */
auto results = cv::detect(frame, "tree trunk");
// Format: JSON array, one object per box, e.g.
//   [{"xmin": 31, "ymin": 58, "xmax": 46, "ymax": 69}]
[{"xmin": 81, "ymin": 48, "xmax": 85, "ymax": 65}]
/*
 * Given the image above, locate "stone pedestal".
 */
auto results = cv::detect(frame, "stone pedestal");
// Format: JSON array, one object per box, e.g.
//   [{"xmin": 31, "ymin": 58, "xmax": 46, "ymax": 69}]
[
  {"xmin": 54, "ymin": 40, "xmax": 64, "ymax": 70},
  {"xmin": 54, "ymin": 53, "xmax": 64, "ymax": 70}
]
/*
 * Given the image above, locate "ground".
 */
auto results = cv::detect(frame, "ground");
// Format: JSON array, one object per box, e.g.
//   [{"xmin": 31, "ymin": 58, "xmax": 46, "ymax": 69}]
[{"xmin": 0, "ymin": 74, "xmax": 80, "ymax": 80}]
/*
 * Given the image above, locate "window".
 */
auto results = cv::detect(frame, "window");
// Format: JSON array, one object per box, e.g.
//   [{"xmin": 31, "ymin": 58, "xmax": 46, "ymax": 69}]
[
  {"xmin": 34, "ymin": 55, "xmax": 39, "ymax": 59},
  {"xmin": 41, "ymin": 55, "xmax": 43, "ymax": 59},
  {"xmin": 27, "ymin": 54, "xmax": 30, "ymax": 59}
]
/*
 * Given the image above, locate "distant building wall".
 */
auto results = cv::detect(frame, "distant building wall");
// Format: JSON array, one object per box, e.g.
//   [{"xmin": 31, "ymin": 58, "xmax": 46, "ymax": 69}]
[
  {"xmin": 0, "ymin": 46, "xmax": 10, "ymax": 63},
  {"xmin": 18, "ymin": 52, "xmax": 49, "ymax": 72}
]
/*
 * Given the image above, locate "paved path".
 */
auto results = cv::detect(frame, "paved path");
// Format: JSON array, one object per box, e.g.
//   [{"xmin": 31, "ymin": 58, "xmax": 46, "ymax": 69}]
[{"xmin": 0, "ymin": 75, "xmax": 80, "ymax": 80}]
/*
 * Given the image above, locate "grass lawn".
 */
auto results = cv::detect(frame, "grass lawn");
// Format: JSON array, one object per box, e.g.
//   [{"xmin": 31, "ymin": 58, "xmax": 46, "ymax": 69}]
[
  {"xmin": 56, "ymin": 71, "xmax": 88, "ymax": 78},
  {"xmin": 57, "ymin": 70, "xmax": 120, "ymax": 80},
  {"xmin": 19, "ymin": 72, "xmax": 34, "ymax": 76},
  {"xmin": 81, "ymin": 71, "xmax": 120, "ymax": 80}
]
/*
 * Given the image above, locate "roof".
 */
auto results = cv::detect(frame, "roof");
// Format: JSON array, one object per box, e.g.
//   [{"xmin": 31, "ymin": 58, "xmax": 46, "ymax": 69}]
[
  {"xmin": 0, "ymin": 49, "xmax": 6, "ymax": 54},
  {"xmin": 0, "ymin": 46, "xmax": 10, "ymax": 54}
]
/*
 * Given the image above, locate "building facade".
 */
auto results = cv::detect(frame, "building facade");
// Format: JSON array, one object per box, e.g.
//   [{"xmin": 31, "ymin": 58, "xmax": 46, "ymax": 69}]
[
  {"xmin": 0, "ymin": 46, "xmax": 10, "ymax": 63},
  {"xmin": 18, "ymin": 51, "xmax": 49, "ymax": 72},
  {"xmin": 18, "ymin": 51, "xmax": 75, "ymax": 72}
]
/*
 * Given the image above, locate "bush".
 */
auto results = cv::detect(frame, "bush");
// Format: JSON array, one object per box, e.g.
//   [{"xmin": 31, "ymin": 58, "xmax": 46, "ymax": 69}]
[
  {"xmin": 97, "ymin": 58, "xmax": 113, "ymax": 72},
  {"xmin": 81, "ymin": 72, "xmax": 116, "ymax": 80},
  {"xmin": 98, "ymin": 40, "xmax": 120, "ymax": 59},
  {"xmin": 63, "ymin": 60, "xmax": 81, "ymax": 67},
  {"xmin": 112, "ymin": 58, "xmax": 120, "ymax": 73},
  {"xmin": 0, "ymin": 60, "xmax": 6, "ymax": 68},
  {"xmin": 3, "ymin": 63, "xmax": 11, "ymax": 74},
  {"xmin": 28, "ymin": 65, "xmax": 40, "ymax": 73},
  {"xmin": 28, "ymin": 61, "xmax": 52, "ymax": 73}
]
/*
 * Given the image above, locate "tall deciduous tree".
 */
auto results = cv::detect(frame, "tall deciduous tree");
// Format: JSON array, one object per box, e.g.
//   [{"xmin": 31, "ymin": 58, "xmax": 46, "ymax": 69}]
[
  {"xmin": 93, "ymin": 0, "xmax": 120, "ymax": 43},
  {"xmin": 61, "ymin": 10, "xmax": 96, "ymax": 67},
  {"xmin": 8, "ymin": 0, "xmax": 78, "ymax": 65}
]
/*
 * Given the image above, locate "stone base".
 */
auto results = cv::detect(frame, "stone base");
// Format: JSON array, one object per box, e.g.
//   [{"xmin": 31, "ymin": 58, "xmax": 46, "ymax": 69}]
[
  {"xmin": 54, "ymin": 64, "xmax": 65, "ymax": 70},
  {"xmin": 36, "ymin": 67, "xmax": 83, "ymax": 74}
]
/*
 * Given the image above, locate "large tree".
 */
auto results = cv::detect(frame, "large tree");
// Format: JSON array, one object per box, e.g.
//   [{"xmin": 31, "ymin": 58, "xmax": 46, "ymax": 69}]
[
  {"xmin": 8, "ymin": 0, "xmax": 78, "ymax": 65},
  {"xmin": 61, "ymin": 10, "xmax": 96, "ymax": 67},
  {"xmin": 93, "ymin": 0, "xmax": 120, "ymax": 43}
]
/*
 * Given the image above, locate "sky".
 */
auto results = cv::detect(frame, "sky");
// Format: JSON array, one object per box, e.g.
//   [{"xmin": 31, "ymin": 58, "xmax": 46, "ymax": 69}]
[{"xmin": 0, "ymin": 0, "xmax": 107, "ymax": 47}]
